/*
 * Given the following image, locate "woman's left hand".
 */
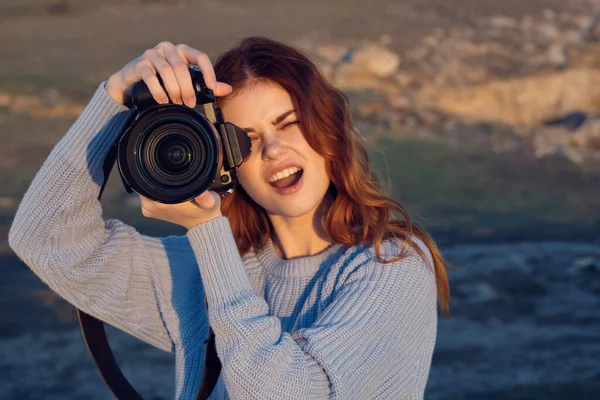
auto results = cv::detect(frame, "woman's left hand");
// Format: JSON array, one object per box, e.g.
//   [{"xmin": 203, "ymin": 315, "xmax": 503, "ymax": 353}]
[{"xmin": 139, "ymin": 190, "xmax": 222, "ymax": 230}]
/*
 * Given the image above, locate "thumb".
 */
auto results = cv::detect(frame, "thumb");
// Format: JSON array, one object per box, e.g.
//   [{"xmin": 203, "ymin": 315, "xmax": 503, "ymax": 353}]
[
  {"xmin": 215, "ymin": 82, "xmax": 233, "ymax": 97},
  {"xmin": 192, "ymin": 190, "xmax": 219, "ymax": 210}
]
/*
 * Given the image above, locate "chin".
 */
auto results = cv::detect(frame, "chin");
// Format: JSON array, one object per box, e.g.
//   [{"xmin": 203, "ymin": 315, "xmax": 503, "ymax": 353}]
[{"xmin": 270, "ymin": 204, "xmax": 314, "ymax": 219}]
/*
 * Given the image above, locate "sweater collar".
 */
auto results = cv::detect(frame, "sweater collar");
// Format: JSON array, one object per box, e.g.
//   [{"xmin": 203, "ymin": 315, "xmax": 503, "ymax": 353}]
[{"xmin": 257, "ymin": 238, "xmax": 346, "ymax": 277}]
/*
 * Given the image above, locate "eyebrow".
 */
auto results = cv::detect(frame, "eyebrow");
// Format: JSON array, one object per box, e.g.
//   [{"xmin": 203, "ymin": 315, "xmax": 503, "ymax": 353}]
[{"xmin": 243, "ymin": 109, "xmax": 296, "ymax": 133}]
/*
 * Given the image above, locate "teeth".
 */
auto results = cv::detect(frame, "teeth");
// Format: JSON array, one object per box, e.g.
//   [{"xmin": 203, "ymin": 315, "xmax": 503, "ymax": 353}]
[{"xmin": 270, "ymin": 167, "xmax": 301, "ymax": 182}]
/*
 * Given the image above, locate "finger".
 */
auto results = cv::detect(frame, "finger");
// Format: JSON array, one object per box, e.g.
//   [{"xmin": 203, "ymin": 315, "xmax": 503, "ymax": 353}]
[
  {"xmin": 135, "ymin": 60, "xmax": 169, "ymax": 104},
  {"xmin": 145, "ymin": 50, "xmax": 183, "ymax": 105},
  {"xmin": 119, "ymin": 57, "xmax": 143, "ymax": 90},
  {"xmin": 215, "ymin": 82, "xmax": 233, "ymax": 97},
  {"xmin": 163, "ymin": 46, "xmax": 196, "ymax": 108},
  {"xmin": 176, "ymin": 45, "xmax": 217, "ymax": 90},
  {"xmin": 139, "ymin": 195, "xmax": 154, "ymax": 217}
]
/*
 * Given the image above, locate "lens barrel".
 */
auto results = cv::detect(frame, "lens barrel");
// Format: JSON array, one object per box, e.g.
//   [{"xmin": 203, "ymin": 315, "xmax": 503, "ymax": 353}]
[{"xmin": 118, "ymin": 105, "xmax": 220, "ymax": 204}]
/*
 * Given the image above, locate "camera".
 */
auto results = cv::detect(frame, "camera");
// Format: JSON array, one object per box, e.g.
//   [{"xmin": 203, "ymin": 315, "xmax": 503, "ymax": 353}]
[{"xmin": 116, "ymin": 65, "xmax": 251, "ymax": 204}]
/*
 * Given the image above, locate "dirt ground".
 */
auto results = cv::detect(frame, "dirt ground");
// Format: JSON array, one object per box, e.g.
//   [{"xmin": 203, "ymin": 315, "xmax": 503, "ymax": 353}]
[
  {"xmin": 2, "ymin": 240, "xmax": 600, "ymax": 399},
  {"xmin": 0, "ymin": 0, "xmax": 593, "ymax": 90}
]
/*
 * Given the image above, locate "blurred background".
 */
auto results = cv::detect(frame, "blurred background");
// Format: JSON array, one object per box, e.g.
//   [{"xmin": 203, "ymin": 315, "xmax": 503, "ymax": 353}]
[{"xmin": 1, "ymin": 0, "xmax": 599, "ymax": 398}]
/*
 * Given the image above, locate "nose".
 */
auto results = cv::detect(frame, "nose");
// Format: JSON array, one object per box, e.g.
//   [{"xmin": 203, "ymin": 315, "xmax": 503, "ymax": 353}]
[{"xmin": 261, "ymin": 133, "xmax": 287, "ymax": 160}]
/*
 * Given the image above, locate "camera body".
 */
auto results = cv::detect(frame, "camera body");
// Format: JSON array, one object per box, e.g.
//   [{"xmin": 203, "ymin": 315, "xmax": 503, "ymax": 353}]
[{"xmin": 116, "ymin": 65, "xmax": 251, "ymax": 204}]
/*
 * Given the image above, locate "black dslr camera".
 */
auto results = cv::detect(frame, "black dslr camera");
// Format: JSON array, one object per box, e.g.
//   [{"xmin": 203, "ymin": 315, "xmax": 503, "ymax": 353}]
[{"xmin": 116, "ymin": 65, "xmax": 251, "ymax": 204}]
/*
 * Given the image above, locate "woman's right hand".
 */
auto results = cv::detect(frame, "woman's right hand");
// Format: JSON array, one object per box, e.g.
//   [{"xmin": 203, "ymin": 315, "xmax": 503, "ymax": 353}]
[{"xmin": 104, "ymin": 41, "xmax": 232, "ymax": 107}]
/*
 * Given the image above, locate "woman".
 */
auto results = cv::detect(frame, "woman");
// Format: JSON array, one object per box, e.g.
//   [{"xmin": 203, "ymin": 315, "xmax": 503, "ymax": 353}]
[{"xmin": 9, "ymin": 37, "xmax": 450, "ymax": 399}]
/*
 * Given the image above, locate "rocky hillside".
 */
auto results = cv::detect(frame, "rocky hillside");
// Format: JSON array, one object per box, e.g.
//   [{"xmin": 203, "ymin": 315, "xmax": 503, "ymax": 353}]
[{"xmin": 294, "ymin": 4, "xmax": 600, "ymax": 164}]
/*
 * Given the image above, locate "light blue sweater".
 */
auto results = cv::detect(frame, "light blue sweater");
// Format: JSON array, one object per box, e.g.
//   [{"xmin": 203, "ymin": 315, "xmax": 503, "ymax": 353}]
[{"xmin": 8, "ymin": 83, "xmax": 438, "ymax": 399}]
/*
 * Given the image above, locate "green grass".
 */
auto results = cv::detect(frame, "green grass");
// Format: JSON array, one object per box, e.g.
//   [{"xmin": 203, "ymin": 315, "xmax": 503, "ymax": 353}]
[
  {"xmin": 91, "ymin": 134, "xmax": 600, "ymax": 243},
  {"xmin": 367, "ymin": 136, "xmax": 600, "ymax": 244}
]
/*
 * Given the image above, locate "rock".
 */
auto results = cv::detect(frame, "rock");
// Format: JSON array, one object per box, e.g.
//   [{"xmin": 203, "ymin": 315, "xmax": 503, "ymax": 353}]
[
  {"xmin": 394, "ymin": 72, "xmax": 415, "ymax": 87},
  {"xmin": 536, "ymin": 22, "xmax": 561, "ymax": 39},
  {"xmin": 414, "ymin": 108, "xmax": 441, "ymax": 126},
  {"xmin": 387, "ymin": 92, "xmax": 411, "ymax": 108},
  {"xmin": 317, "ymin": 64, "xmax": 333, "ymax": 81},
  {"xmin": 0, "ymin": 197, "xmax": 16, "ymax": 209},
  {"xmin": 10, "ymin": 94, "xmax": 41, "ymax": 112},
  {"xmin": 417, "ymin": 69, "xmax": 600, "ymax": 126},
  {"xmin": 332, "ymin": 66, "xmax": 392, "ymax": 92},
  {"xmin": 538, "ymin": 115, "xmax": 600, "ymax": 158},
  {"xmin": 301, "ymin": 9, "xmax": 600, "ymax": 162},
  {"xmin": 31, "ymin": 104, "xmax": 85, "ymax": 118},
  {"xmin": 567, "ymin": 42, "xmax": 600, "ymax": 68},
  {"xmin": 547, "ymin": 44, "xmax": 568, "ymax": 66},
  {"xmin": 579, "ymin": 15, "xmax": 600, "ymax": 42},
  {"xmin": 543, "ymin": 9, "xmax": 556, "ymax": 21},
  {"xmin": 572, "ymin": 119, "xmax": 600, "ymax": 150},
  {"xmin": 317, "ymin": 43, "xmax": 400, "ymax": 90},
  {"xmin": 315, "ymin": 44, "xmax": 349, "ymax": 64},
  {"xmin": 378, "ymin": 34, "xmax": 393, "ymax": 46},
  {"xmin": 360, "ymin": 44, "xmax": 400, "ymax": 78},
  {"xmin": 433, "ymin": 28, "xmax": 446, "ymax": 38},
  {"xmin": 533, "ymin": 126, "xmax": 575, "ymax": 159},
  {"xmin": 357, "ymin": 99, "xmax": 389, "ymax": 119},
  {"xmin": 562, "ymin": 147, "xmax": 586, "ymax": 164},
  {"xmin": 488, "ymin": 15, "xmax": 518, "ymax": 29},
  {"xmin": 521, "ymin": 16, "xmax": 535, "ymax": 31},
  {"xmin": 338, "ymin": 44, "xmax": 400, "ymax": 79},
  {"xmin": 43, "ymin": 88, "xmax": 61, "ymax": 103},
  {"xmin": 0, "ymin": 92, "xmax": 10, "ymax": 108},
  {"xmin": 571, "ymin": 256, "xmax": 600, "ymax": 273},
  {"xmin": 544, "ymin": 112, "xmax": 587, "ymax": 130},
  {"xmin": 423, "ymin": 36, "xmax": 439, "ymax": 47}
]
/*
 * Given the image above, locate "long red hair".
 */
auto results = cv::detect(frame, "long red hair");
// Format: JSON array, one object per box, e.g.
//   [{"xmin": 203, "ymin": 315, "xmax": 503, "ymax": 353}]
[{"xmin": 214, "ymin": 37, "xmax": 450, "ymax": 313}]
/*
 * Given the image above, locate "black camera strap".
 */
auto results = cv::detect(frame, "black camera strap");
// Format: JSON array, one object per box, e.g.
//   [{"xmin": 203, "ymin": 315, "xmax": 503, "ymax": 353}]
[{"xmin": 77, "ymin": 126, "xmax": 221, "ymax": 399}]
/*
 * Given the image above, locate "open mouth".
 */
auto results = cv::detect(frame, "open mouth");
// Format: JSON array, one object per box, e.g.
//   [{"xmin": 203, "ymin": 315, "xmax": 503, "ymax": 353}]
[{"xmin": 269, "ymin": 168, "xmax": 303, "ymax": 188}]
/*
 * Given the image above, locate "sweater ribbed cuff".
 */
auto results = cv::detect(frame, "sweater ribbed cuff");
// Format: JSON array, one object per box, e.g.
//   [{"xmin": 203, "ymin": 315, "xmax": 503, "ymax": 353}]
[
  {"xmin": 186, "ymin": 217, "xmax": 253, "ymax": 305},
  {"xmin": 53, "ymin": 81, "xmax": 133, "ymax": 172}
]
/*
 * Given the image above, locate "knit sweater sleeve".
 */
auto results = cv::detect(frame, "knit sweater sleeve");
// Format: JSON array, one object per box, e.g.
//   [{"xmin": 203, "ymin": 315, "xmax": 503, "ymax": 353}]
[
  {"xmin": 187, "ymin": 218, "xmax": 438, "ymax": 399},
  {"xmin": 8, "ymin": 83, "xmax": 208, "ymax": 353}
]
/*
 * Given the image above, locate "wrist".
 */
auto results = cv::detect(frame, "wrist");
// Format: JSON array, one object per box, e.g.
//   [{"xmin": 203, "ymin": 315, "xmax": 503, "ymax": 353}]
[
  {"xmin": 105, "ymin": 75, "xmax": 127, "ymax": 106},
  {"xmin": 185, "ymin": 213, "xmax": 223, "ymax": 231}
]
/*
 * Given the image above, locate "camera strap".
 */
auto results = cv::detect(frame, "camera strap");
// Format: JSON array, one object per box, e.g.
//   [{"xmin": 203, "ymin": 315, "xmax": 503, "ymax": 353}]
[{"xmin": 76, "ymin": 121, "xmax": 221, "ymax": 399}]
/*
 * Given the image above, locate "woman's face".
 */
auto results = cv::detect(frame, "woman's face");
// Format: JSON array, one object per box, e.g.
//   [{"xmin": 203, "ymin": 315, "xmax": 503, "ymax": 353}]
[{"xmin": 220, "ymin": 81, "xmax": 331, "ymax": 219}]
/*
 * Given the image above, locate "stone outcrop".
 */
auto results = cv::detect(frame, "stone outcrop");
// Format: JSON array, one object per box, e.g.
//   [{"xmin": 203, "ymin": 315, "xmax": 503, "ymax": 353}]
[{"xmin": 297, "ymin": 7, "xmax": 600, "ymax": 164}]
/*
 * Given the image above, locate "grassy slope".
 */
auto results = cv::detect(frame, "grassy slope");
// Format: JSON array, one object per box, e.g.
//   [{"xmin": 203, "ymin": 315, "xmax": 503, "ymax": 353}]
[{"xmin": 369, "ymin": 136, "xmax": 600, "ymax": 245}]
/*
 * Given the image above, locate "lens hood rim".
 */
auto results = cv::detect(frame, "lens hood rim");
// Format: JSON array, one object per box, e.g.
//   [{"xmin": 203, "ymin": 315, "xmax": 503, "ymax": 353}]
[{"xmin": 118, "ymin": 104, "xmax": 222, "ymax": 204}]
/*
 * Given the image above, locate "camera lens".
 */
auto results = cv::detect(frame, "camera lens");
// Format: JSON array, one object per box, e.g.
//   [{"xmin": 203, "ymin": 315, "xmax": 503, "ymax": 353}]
[
  {"xmin": 168, "ymin": 146, "xmax": 185, "ymax": 164},
  {"xmin": 118, "ymin": 106, "xmax": 220, "ymax": 204},
  {"xmin": 142, "ymin": 122, "xmax": 209, "ymax": 188},
  {"xmin": 157, "ymin": 138, "xmax": 191, "ymax": 171}
]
